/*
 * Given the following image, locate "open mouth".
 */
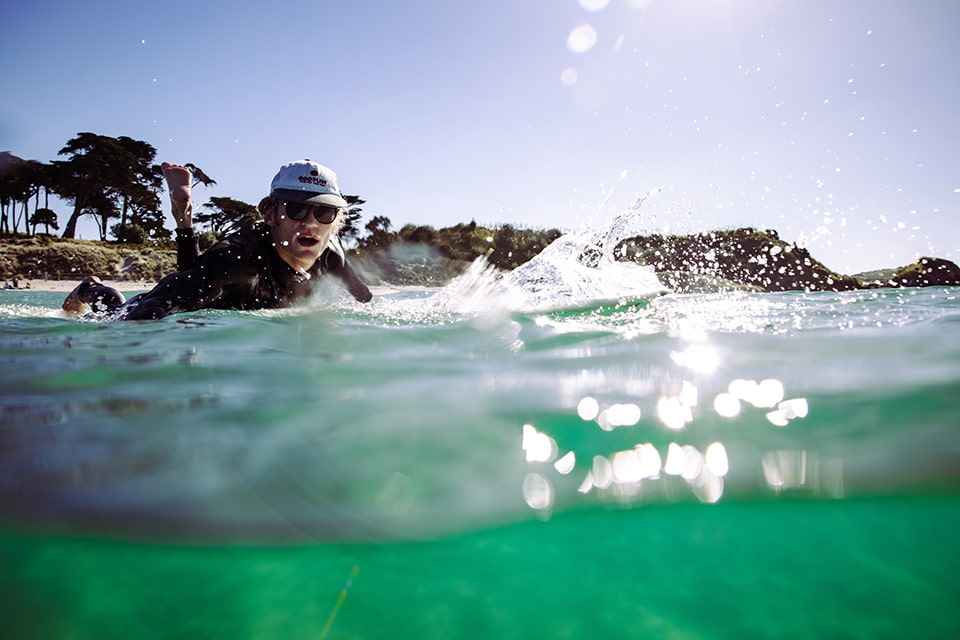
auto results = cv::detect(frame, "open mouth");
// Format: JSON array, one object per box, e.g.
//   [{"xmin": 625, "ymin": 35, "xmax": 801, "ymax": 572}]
[{"xmin": 297, "ymin": 236, "xmax": 320, "ymax": 248}]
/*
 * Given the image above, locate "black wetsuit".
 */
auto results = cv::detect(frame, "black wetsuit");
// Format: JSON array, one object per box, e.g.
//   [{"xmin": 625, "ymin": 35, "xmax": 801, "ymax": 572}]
[{"xmin": 84, "ymin": 224, "xmax": 371, "ymax": 320}]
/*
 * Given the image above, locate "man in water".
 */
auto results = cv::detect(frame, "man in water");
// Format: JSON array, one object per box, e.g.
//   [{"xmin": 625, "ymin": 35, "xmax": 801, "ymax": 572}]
[{"xmin": 63, "ymin": 160, "xmax": 373, "ymax": 319}]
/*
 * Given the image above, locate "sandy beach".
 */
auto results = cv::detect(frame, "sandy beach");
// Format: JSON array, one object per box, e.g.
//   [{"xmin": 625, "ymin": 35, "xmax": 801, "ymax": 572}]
[{"xmin": 5, "ymin": 279, "xmax": 156, "ymax": 293}]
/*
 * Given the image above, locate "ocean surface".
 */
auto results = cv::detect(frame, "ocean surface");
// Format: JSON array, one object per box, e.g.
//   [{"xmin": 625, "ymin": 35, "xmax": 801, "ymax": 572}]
[{"xmin": 1, "ymin": 230, "xmax": 958, "ymax": 639}]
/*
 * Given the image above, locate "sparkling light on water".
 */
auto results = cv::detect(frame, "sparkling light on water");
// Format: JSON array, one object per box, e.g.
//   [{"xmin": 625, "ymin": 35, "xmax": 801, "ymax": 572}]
[
  {"xmin": 501, "ymin": 258, "xmax": 824, "ymax": 512},
  {"xmin": 670, "ymin": 344, "xmax": 719, "ymax": 373},
  {"xmin": 524, "ymin": 366, "xmax": 814, "ymax": 510}
]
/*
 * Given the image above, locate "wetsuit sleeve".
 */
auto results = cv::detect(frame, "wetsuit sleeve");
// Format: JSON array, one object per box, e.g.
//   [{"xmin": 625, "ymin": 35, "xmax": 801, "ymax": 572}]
[
  {"xmin": 323, "ymin": 236, "xmax": 373, "ymax": 302},
  {"xmin": 119, "ymin": 258, "xmax": 258, "ymax": 320},
  {"xmin": 119, "ymin": 270, "xmax": 217, "ymax": 320},
  {"xmin": 175, "ymin": 227, "xmax": 201, "ymax": 271},
  {"xmin": 338, "ymin": 259, "xmax": 374, "ymax": 302}
]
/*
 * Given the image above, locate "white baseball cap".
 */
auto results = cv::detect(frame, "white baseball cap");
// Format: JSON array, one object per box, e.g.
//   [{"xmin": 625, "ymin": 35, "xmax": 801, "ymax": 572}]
[{"xmin": 270, "ymin": 159, "xmax": 348, "ymax": 208}]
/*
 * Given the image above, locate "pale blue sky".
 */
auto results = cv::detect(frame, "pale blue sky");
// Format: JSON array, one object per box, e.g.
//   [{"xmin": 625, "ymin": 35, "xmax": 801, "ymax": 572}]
[{"xmin": 2, "ymin": 0, "xmax": 957, "ymax": 273}]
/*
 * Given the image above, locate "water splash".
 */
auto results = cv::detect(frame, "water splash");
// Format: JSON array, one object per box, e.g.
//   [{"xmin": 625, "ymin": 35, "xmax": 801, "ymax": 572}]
[
  {"xmin": 587, "ymin": 187, "xmax": 664, "ymax": 267},
  {"xmin": 365, "ymin": 200, "xmax": 667, "ymax": 322},
  {"xmin": 505, "ymin": 192, "xmax": 666, "ymax": 311}
]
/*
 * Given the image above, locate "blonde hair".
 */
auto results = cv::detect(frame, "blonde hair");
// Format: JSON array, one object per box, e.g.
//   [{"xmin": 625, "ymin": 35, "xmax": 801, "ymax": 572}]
[{"xmin": 257, "ymin": 195, "xmax": 275, "ymax": 217}]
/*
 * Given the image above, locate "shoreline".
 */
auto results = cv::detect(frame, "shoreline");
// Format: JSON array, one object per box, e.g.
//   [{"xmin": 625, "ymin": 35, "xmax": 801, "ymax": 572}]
[
  {"xmin": 4, "ymin": 279, "xmax": 156, "ymax": 293},
  {"xmin": 4, "ymin": 279, "xmax": 428, "ymax": 296}
]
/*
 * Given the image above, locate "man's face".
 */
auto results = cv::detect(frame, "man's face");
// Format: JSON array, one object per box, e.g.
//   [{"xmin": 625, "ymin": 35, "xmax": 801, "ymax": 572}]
[{"xmin": 265, "ymin": 200, "xmax": 339, "ymax": 272}]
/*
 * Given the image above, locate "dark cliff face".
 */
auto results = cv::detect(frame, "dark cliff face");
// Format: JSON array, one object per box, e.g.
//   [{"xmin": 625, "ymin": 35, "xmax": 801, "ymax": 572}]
[
  {"xmin": 887, "ymin": 257, "xmax": 960, "ymax": 288},
  {"xmin": 615, "ymin": 228, "xmax": 860, "ymax": 293},
  {"xmin": 615, "ymin": 229, "xmax": 959, "ymax": 293}
]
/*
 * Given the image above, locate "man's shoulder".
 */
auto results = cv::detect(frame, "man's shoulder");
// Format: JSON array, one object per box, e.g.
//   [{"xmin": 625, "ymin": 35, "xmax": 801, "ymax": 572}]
[{"xmin": 205, "ymin": 223, "xmax": 269, "ymax": 254}]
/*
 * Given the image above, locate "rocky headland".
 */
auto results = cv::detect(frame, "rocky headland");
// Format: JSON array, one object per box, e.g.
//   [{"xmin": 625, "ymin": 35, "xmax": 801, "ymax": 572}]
[{"xmin": 614, "ymin": 228, "xmax": 960, "ymax": 293}]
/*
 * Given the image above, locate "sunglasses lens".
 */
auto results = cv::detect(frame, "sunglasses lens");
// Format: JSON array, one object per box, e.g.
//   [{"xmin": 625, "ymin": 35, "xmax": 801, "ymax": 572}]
[
  {"xmin": 315, "ymin": 207, "xmax": 338, "ymax": 224},
  {"xmin": 283, "ymin": 202, "xmax": 309, "ymax": 220},
  {"xmin": 282, "ymin": 202, "xmax": 339, "ymax": 224}
]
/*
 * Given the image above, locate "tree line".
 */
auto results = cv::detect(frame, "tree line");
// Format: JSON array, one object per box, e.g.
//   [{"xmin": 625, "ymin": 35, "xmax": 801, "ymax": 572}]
[
  {"xmin": 0, "ymin": 132, "xmax": 563, "ymax": 271},
  {"xmin": 1, "ymin": 133, "xmax": 224, "ymax": 243}
]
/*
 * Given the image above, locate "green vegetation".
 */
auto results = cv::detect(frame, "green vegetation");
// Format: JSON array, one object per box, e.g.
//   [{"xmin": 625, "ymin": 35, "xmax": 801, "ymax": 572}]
[
  {"xmin": 3, "ymin": 135, "xmax": 169, "ymax": 242},
  {"xmin": 0, "ymin": 234, "xmax": 175, "ymax": 282}
]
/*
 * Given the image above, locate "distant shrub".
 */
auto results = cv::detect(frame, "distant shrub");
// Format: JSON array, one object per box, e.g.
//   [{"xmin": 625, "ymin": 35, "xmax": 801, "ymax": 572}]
[{"xmin": 111, "ymin": 223, "xmax": 149, "ymax": 244}]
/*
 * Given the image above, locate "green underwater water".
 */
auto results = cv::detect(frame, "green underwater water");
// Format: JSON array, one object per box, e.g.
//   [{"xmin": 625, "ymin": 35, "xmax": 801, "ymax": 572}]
[
  {"xmin": 2, "ymin": 496, "xmax": 957, "ymax": 640},
  {"xmin": 1, "ymin": 285, "xmax": 959, "ymax": 639}
]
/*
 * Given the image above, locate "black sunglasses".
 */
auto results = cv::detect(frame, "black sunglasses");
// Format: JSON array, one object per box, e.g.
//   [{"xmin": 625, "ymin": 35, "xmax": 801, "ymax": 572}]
[{"xmin": 281, "ymin": 201, "xmax": 340, "ymax": 224}]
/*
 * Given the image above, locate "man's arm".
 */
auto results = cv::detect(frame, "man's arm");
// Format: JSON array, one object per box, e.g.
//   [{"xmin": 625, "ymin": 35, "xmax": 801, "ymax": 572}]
[
  {"xmin": 119, "ymin": 264, "xmax": 241, "ymax": 320},
  {"xmin": 324, "ymin": 236, "xmax": 373, "ymax": 302},
  {"xmin": 162, "ymin": 162, "xmax": 201, "ymax": 270},
  {"xmin": 175, "ymin": 228, "xmax": 201, "ymax": 271}
]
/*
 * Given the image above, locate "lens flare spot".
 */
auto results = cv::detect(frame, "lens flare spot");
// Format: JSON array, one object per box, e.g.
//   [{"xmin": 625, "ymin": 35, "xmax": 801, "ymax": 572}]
[
  {"xmin": 560, "ymin": 67, "xmax": 579, "ymax": 86},
  {"xmin": 522, "ymin": 473, "xmax": 554, "ymax": 510},
  {"xmin": 664, "ymin": 442, "xmax": 685, "ymax": 475},
  {"xmin": 762, "ymin": 450, "xmax": 807, "ymax": 489},
  {"xmin": 635, "ymin": 442, "xmax": 662, "ymax": 478},
  {"xmin": 612, "ymin": 449, "xmax": 642, "ymax": 483},
  {"xmin": 671, "ymin": 344, "xmax": 719, "ymax": 373},
  {"xmin": 756, "ymin": 379, "xmax": 785, "ymax": 407},
  {"xmin": 679, "ymin": 381, "xmax": 698, "ymax": 407},
  {"xmin": 690, "ymin": 468, "xmax": 724, "ymax": 503},
  {"xmin": 609, "ymin": 402, "xmax": 642, "ymax": 426},
  {"xmin": 578, "ymin": 471, "xmax": 594, "ymax": 494},
  {"xmin": 729, "ymin": 378, "xmax": 785, "ymax": 408},
  {"xmin": 705, "ymin": 442, "xmax": 729, "ymax": 477},
  {"xmin": 522, "ymin": 424, "xmax": 556, "ymax": 462},
  {"xmin": 592, "ymin": 455, "xmax": 614, "ymax": 488},
  {"xmin": 657, "ymin": 396, "xmax": 692, "ymax": 430},
  {"xmin": 578, "ymin": 0, "xmax": 611, "ymax": 11},
  {"xmin": 713, "ymin": 392, "xmax": 741, "ymax": 418},
  {"xmin": 567, "ymin": 24, "xmax": 598, "ymax": 54},
  {"xmin": 766, "ymin": 410, "xmax": 790, "ymax": 427},
  {"xmin": 680, "ymin": 445, "xmax": 704, "ymax": 481},
  {"xmin": 779, "ymin": 397, "xmax": 809, "ymax": 419},
  {"xmin": 554, "ymin": 450, "xmax": 576, "ymax": 475},
  {"xmin": 728, "ymin": 378, "xmax": 757, "ymax": 400},
  {"xmin": 577, "ymin": 396, "xmax": 600, "ymax": 420}
]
